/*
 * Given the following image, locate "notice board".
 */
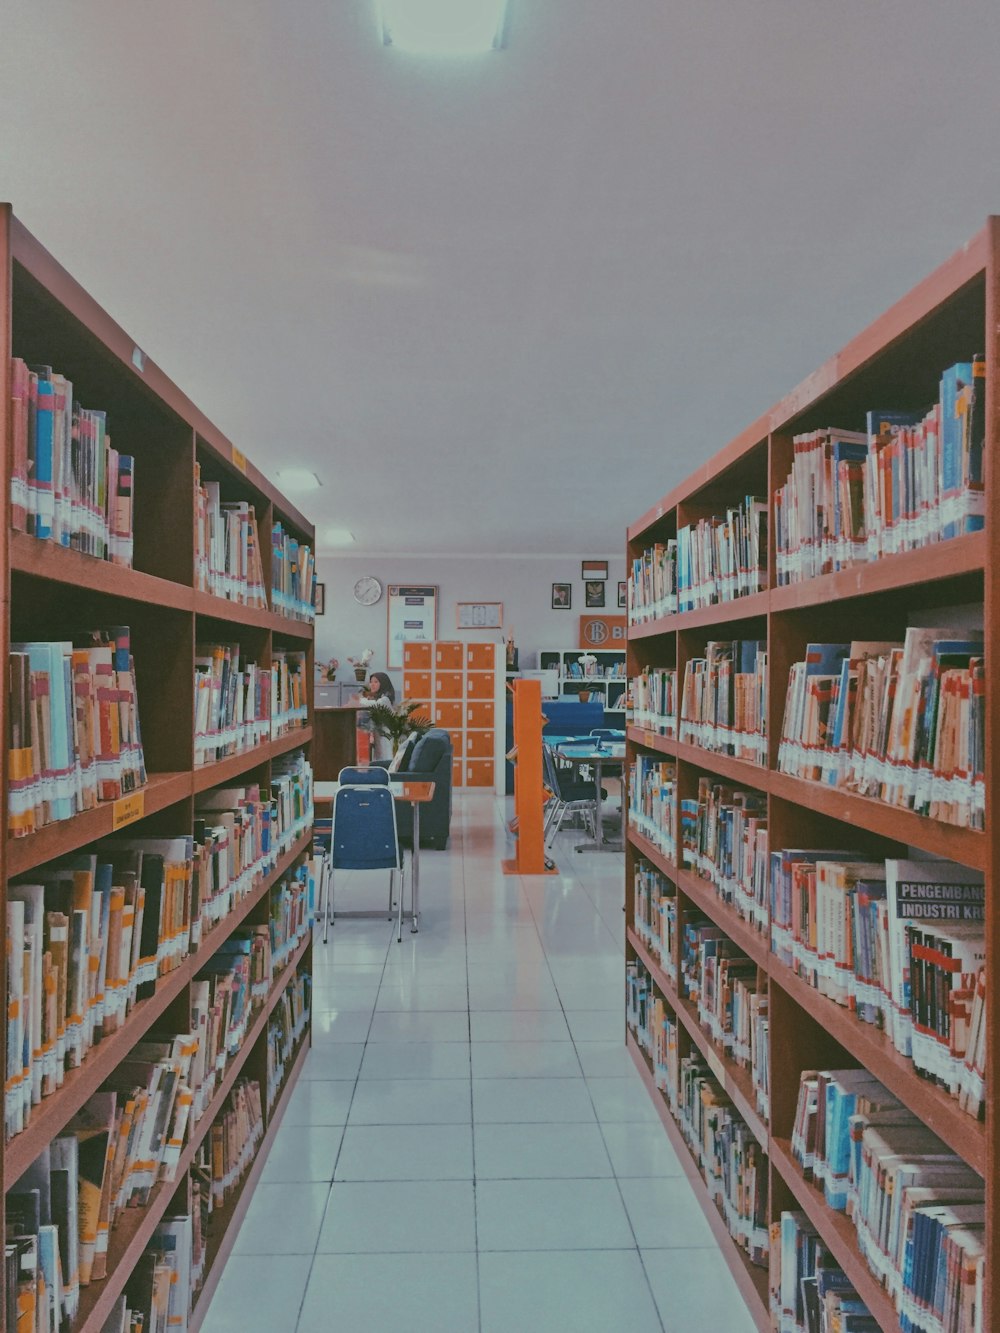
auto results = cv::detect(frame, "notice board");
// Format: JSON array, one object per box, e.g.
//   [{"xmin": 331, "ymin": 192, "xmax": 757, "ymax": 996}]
[{"xmin": 387, "ymin": 585, "xmax": 438, "ymax": 670}]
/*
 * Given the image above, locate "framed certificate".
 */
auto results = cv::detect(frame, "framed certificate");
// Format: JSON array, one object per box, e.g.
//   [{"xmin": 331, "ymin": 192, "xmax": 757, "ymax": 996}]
[
  {"xmin": 387, "ymin": 585, "xmax": 438, "ymax": 669},
  {"xmin": 456, "ymin": 601, "xmax": 503, "ymax": 630}
]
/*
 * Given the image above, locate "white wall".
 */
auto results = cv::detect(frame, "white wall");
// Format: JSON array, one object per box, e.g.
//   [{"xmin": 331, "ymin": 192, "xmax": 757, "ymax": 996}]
[{"xmin": 314, "ymin": 554, "xmax": 626, "ymax": 683}]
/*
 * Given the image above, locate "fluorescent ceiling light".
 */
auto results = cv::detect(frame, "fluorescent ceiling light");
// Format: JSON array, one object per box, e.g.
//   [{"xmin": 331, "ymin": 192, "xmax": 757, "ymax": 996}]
[
  {"xmin": 378, "ymin": 0, "xmax": 508, "ymax": 54},
  {"xmin": 320, "ymin": 527, "xmax": 356, "ymax": 547},
  {"xmin": 274, "ymin": 468, "xmax": 322, "ymax": 493}
]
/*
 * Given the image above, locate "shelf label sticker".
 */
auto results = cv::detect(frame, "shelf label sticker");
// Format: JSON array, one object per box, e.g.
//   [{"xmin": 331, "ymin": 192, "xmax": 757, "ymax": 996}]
[
  {"xmin": 231, "ymin": 446, "xmax": 248, "ymax": 474},
  {"xmin": 131, "ymin": 345, "xmax": 146, "ymax": 372},
  {"xmin": 113, "ymin": 791, "xmax": 145, "ymax": 830}
]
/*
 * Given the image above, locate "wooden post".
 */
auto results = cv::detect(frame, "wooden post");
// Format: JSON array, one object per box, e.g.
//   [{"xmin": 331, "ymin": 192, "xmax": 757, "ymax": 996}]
[{"xmin": 502, "ymin": 679, "xmax": 554, "ymax": 874}]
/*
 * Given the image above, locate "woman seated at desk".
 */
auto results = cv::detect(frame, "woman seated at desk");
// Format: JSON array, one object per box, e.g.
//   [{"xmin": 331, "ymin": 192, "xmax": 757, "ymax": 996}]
[{"xmin": 355, "ymin": 671, "xmax": 395, "ymax": 762}]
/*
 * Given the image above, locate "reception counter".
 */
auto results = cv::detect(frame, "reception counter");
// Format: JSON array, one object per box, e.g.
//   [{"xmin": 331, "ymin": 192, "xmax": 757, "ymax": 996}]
[{"xmin": 313, "ymin": 705, "xmax": 363, "ymax": 780}]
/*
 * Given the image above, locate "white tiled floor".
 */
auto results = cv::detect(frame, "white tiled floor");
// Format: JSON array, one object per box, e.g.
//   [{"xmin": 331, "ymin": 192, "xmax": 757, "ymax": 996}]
[{"xmin": 202, "ymin": 793, "xmax": 756, "ymax": 1333}]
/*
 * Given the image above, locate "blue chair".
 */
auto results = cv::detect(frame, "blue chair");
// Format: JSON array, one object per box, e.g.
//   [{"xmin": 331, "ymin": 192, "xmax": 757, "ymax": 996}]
[
  {"xmin": 338, "ymin": 765, "xmax": 390, "ymax": 785},
  {"xmin": 325, "ymin": 785, "xmax": 407, "ymax": 943}
]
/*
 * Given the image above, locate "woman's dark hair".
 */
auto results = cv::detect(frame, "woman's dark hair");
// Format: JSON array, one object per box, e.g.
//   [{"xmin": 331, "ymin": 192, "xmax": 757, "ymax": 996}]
[{"xmin": 368, "ymin": 671, "xmax": 395, "ymax": 703}]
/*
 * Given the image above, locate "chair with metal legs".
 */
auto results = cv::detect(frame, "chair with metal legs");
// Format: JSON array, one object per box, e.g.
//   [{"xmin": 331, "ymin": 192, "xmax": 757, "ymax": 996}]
[
  {"xmin": 542, "ymin": 743, "xmax": 607, "ymax": 856},
  {"xmin": 326, "ymin": 784, "xmax": 408, "ymax": 942}
]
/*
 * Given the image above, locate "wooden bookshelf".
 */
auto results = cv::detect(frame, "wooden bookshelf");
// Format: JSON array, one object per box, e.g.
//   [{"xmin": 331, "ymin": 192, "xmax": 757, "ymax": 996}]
[
  {"xmin": 625, "ymin": 217, "xmax": 999, "ymax": 1331},
  {"xmin": 0, "ymin": 207, "xmax": 317, "ymax": 1330}
]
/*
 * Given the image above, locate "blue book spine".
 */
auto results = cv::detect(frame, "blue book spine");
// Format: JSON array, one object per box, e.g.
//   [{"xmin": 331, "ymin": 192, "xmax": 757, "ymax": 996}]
[
  {"xmin": 34, "ymin": 378, "xmax": 55, "ymax": 540},
  {"xmin": 939, "ymin": 362, "xmax": 973, "ymax": 540}
]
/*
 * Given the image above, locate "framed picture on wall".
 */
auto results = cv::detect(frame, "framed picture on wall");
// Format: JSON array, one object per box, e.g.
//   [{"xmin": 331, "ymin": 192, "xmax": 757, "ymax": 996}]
[
  {"xmin": 551, "ymin": 582, "xmax": 572, "ymax": 609},
  {"xmin": 314, "ymin": 582, "xmax": 326, "ymax": 615},
  {"xmin": 617, "ymin": 581, "xmax": 626, "ymax": 608},
  {"xmin": 581, "ymin": 559, "xmax": 608, "ymax": 580},
  {"xmin": 585, "ymin": 580, "xmax": 605, "ymax": 608},
  {"xmin": 456, "ymin": 601, "xmax": 503, "ymax": 630}
]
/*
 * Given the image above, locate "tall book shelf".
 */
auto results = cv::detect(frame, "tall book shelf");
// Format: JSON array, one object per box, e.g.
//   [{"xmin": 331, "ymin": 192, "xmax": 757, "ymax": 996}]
[
  {"xmin": 0, "ymin": 206, "xmax": 316, "ymax": 1330},
  {"xmin": 624, "ymin": 219, "xmax": 999, "ymax": 1332}
]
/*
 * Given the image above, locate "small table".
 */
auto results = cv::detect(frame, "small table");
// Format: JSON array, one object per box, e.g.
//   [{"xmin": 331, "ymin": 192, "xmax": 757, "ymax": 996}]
[
  {"xmin": 550, "ymin": 742, "xmax": 626, "ymax": 853},
  {"xmin": 388, "ymin": 779, "xmax": 435, "ymax": 932}
]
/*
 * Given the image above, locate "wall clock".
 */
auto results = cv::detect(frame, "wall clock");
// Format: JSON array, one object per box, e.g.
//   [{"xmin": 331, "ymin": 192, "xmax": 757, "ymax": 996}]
[{"xmin": 353, "ymin": 575, "xmax": 383, "ymax": 606}]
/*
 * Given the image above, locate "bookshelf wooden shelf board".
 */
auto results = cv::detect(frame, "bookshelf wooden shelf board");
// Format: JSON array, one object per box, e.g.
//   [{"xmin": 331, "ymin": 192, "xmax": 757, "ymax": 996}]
[
  {"xmin": 769, "ymin": 530, "xmax": 986, "ymax": 613},
  {"xmin": 5, "ymin": 828, "xmax": 314, "ymax": 1186},
  {"xmin": 10, "ymin": 531, "xmax": 194, "ymax": 611},
  {"xmin": 188, "ymin": 1033, "xmax": 311, "ymax": 1333},
  {"xmin": 626, "ymin": 218, "xmax": 999, "ymax": 1330},
  {"xmin": 7, "ymin": 771, "xmax": 191, "ymax": 878},
  {"xmin": 769, "ymin": 1138, "xmax": 901, "ymax": 1333},
  {"xmin": 191, "ymin": 728, "xmax": 314, "ymax": 794},
  {"xmin": 627, "ymin": 927, "xmax": 768, "ymax": 1148},
  {"xmin": 767, "ymin": 771, "xmax": 986, "ymax": 870},
  {"xmin": 626, "ymin": 1033, "xmax": 771, "ymax": 1333},
  {"xmin": 73, "ymin": 932, "xmax": 311, "ymax": 1333},
  {"xmin": 193, "ymin": 589, "xmax": 316, "ymax": 639},
  {"xmin": 772, "ymin": 966, "xmax": 986, "ymax": 1176}
]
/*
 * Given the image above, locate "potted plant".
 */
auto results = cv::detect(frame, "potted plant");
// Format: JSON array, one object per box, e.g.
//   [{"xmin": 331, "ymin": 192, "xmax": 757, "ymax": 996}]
[
  {"xmin": 348, "ymin": 648, "xmax": 375, "ymax": 682},
  {"xmin": 318, "ymin": 656, "xmax": 340, "ymax": 682},
  {"xmin": 368, "ymin": 699, "xmax": 434, "ymax": 755}
]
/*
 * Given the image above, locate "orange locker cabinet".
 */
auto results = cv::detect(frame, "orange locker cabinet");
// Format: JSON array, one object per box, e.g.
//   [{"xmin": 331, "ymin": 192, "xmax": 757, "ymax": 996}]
[
  {"xmin": 465, "ymin": 759, "xmax": 494, "ymax": 787},
  {"xmin": 452, "ymin": 758, "xmax": 464, "ymax": 789},
  {"xmin": 466, "ymin": 701, "xmax": 494, "ymax": 730},
  {"xmin": 403, "ymin": 670, "xmax": 432, "ymax": 699},
  {"xmin": 466, "ymin": 671, "xmax": 494, "ymax": 700},
  {"xmin": 436, "ymin": 671, "xmax": 464, "ymax": 699},
  {"xmin": 403, "ymin": 642, "xmax": 432, "ymax": 669},
  {"xmin": 435, "ymin": 641, "xmax": 463, "ymax": 670},
  {"xmin": 465, "ymin": 730, "xmax": 494, "ymax": 758},
  {"xmin": 434, "ymin": 700, "xmax": 464, "ymax": 729},
  {"xmin": 466, "ymin": 642, "xmax": 494, "ymax": 670}
]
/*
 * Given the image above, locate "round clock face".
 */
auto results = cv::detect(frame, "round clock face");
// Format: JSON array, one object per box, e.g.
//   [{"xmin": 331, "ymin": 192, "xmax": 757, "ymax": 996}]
[{"xmin": 353, "ymin": 576, "xmax": 383, "ymax": 606}]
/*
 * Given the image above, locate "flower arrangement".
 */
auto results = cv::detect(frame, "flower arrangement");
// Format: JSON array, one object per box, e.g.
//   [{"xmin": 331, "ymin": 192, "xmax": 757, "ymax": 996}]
[
  {"xmin": 348, "ymin": 648, "xmax": 375, "ymax": 681},
  {"xmin": 319, "ymin": 657, "xmax": 340, "ymax": 682},
  {"xmin": 367, "ymin": 699, "xmax": 434, "ymax": 754},
  {"xmin": 578, "ymin": 653, "xmax": 597, "ymax": 676}
]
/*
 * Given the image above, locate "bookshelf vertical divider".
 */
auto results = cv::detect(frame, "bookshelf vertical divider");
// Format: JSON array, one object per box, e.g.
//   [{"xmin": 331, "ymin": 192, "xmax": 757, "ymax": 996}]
[
  {"xmin": 626, "ymin": 218, "xmax": 998, "ymax": 1332},
  {"xmin": 0, "ymin": 206, "xmax": 316, "ymax": 1330}
]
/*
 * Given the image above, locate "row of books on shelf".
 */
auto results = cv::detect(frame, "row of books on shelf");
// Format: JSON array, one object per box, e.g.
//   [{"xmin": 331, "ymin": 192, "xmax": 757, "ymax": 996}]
[
  {"xmin": 266, "ymin": 971, "xmax": 312, "ymax": 1112},
  {"xmin": 649, "ymin": 777, "xmax": 987, "ymax": 1119},
  {"xmin": 628, "ymin": 666, "xmax": 675, "ymax": 735},
  {"xmin": 9, "ymin": 358, "xmax": 134, "ymax": 566},
  {"xmin": 193, "ymin": 644, "xmax": 307, "ymax": 767},
  {"xmin": 777, "ymin": 630, "xmax": 984, "ymax": 831},
  {"xmin": 5, "ymin": 942, "xmax": 312, "ymax": 1332},
  {"xmin": 678, "ymin": 640, "xmax": 767, "ymax": 764},
  {"xmin": 5, "ymin": 758, "xmax": 315, "ymax": 1143},
  {"xmin": 775, "ymin": 359, "xmax": 985, "ymax": 587},
  {"xmin": 626, "ymin": 757, "xmax": 676, "ymax": 861},
  {"xmin": 629, "ymin": 541, "xmax": 677, "ymax": 624},
  {"xmin": 771, "ymin": 1210, "xmax": 880, "ymax": 1333},
  {"xmin": 560, "ymin": 661, "xmax": 627, "ymax": 680},
  {"xmin": 632, "ymin": 860, "xmax": 677, "ymax": 984},
  {"xmin": 9, "ymin": 629, "xmax": 146, "ymax": 839},
  {"xmin": 791, "ymin": 1067, "xmax": 984, "ymax": 1332},
  {"xmin": 770, "ymin": 852, "xmax": 986, "ymax": 1118},
  {"xmin": 677, "ymin": 496, "xmax": 768, "ymax": 612},
  {"xmin": 195, "ymin": 467, "xmax": 267, "ymax": 609},
  {"xmin": 627, "ymin": 963, "xmax": 768, "ymax": 1269},
  {"xmin": 680, "ymin": 912, "xmax": 769, "ymax": 1121},
  {"xmin": 270, "ymin": 523, "xmax": 316, "ymax": 624}
]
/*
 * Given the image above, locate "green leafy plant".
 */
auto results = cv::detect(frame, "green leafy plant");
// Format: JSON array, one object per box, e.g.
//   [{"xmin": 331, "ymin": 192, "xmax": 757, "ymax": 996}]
[{"xmin": 368, "ymin": 699, "xmax": 434, "ymax": 754}]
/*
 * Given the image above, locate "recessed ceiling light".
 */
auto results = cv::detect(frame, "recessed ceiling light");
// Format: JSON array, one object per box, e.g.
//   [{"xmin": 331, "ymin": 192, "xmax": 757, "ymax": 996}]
[
  {"xmin": 320, "ymin": 527, "xmax": 356, "ymax": 547},
  {"xmin": 378, "ymin": 0, "xmax": 508, "ymax": 55},
  {"xmin": 274, "ymin": 468, "xmax": 322, "ymax": 493}
]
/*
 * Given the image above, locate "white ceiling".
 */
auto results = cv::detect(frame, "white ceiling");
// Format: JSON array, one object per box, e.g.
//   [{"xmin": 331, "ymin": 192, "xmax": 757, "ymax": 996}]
[{"xmin": 2, "ymin": 1, "xmax": 1000, "ymax": 554}]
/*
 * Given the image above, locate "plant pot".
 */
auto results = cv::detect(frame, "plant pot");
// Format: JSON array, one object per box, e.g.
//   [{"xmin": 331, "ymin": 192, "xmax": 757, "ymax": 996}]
[
  {"xmin": 578, "ymin": 690, "xmax": 591, "ymax": 704},
  {"xmin": 354, "ymin": 667, "xmax": 368, "ymax": 681}
]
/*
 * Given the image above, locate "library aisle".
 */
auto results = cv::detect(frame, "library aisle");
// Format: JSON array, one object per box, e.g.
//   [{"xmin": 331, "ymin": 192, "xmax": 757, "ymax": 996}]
[{"xmin": 200, "ymin": 793, "xmax": 755, "ymax": 1333}]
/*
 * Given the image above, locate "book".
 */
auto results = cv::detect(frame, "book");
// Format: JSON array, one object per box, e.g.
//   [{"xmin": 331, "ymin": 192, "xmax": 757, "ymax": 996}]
[
  {"xmin": 270, "ymin": 521, "xmax": 317, "ymax": 622},
  {"xmin": 193, "ymin": 466, "xmax": 267, "ymax": 607}
]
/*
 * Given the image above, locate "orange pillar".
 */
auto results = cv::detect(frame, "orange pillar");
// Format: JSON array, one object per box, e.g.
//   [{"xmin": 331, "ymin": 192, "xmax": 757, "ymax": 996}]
[{"xmin": 502, "ymin": 678, "xmax": 553, "ymax": 874}]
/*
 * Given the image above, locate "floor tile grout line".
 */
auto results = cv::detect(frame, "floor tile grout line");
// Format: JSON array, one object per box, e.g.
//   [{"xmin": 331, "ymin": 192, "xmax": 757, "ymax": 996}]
[
  {"xmin": 519, "ymin": 817, "xmax": 668, "ymax": 1333},
  {"xmin": 467, "ymin": 799, "xmax": 483, "ymax": 1333}
]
